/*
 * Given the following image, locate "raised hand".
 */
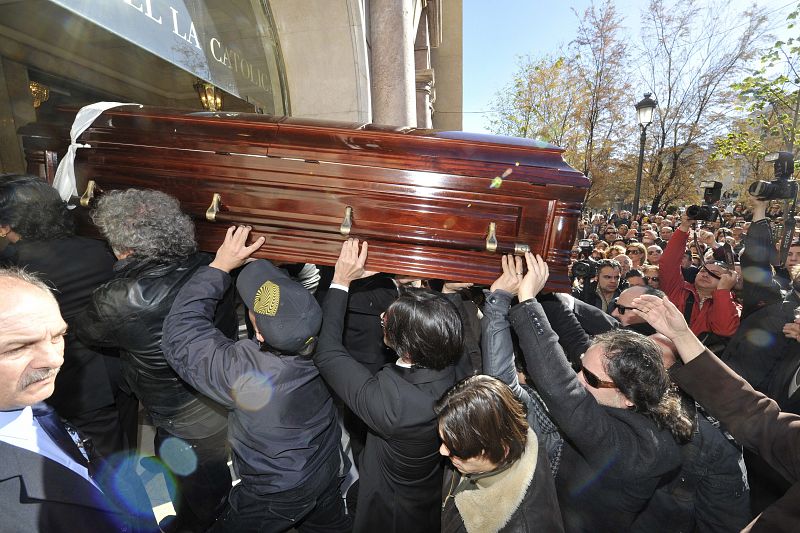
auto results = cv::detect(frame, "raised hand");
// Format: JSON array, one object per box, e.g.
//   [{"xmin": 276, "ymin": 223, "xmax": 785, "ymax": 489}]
[
  {"xmin": 490, "ymin": 254, "xmax": 524, "ymax": 295},
  {"xmin": 518, "ymin": 252, "xmax": 548, "ymax": 302},
  {"xmin": 332, "ymin": 238, "xmax": 370, "ymax": 287},
  {"xmin": 783, "ymin": 320, "xmax": 800, "ymax": 341},
  {"xmin": 209, "ymin": 225, "xmax": 266, "ymax": 273},
  {"xmin": 631, "ymin": 294, "xmax": 692, "ymax": 340},
  {"xmin": 716, "ymin": 268, "xmax": 738, "ymax": 291}
]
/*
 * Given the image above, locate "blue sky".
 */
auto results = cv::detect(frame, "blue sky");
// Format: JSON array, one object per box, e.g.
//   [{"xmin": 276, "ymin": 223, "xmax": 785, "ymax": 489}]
[{"xmin": 462, "ymin": 0, "xmax": 797, "ymax": 134}]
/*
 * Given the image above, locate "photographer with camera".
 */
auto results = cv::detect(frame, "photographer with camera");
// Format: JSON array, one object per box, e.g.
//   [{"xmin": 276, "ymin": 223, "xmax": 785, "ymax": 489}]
[
  {"xmin": 720, "ymin": 153, "xmax": 800, "ymax": 395},
  {"xmin": 721, "ymin": 198, "xmax": 796, "ymax": 393},
  {"xmin": 571, "ymin": 258, "xmax": 623, "ymax": 315}
]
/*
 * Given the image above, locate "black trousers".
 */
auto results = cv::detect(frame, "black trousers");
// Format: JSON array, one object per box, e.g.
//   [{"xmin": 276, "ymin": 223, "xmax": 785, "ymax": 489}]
[
  {"xmin": 155, "ymin": 426, "xmax": 232, "ymax": 532},
  {"xmin": 210, "ymin": 453, "xmax": 351, "ymax": 533}
]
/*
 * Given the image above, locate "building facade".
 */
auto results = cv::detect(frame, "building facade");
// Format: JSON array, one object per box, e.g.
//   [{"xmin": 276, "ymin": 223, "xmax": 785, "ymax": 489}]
[{"xmin": 0, "ymin": 0, "xmax": 462, "ymax": 174}]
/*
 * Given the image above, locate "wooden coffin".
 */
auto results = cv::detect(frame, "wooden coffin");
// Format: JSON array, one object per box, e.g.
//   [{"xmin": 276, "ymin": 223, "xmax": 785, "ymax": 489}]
[{"xmin": 20, "ymin": 106, "xmax": 589, "ymax": 289}]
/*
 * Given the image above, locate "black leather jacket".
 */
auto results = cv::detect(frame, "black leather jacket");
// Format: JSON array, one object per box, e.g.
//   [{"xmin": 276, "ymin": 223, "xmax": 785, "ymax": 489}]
[{"xmin": 75, "ymin": 253, "xmax": 234, "ymax": 439}]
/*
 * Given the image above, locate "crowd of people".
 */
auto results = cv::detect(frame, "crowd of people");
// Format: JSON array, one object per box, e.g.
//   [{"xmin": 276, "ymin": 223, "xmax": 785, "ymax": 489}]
[{"xmin": 1, "ymin": 173, "xmax": 800, "ymax": 533}]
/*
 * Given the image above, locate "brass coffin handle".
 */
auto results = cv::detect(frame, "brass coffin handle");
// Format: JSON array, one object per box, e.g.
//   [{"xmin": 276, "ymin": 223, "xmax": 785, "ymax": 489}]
[
  {"xmin": 206, "ymin": 193, "xmax": 221, "ymax": 222},
  {"xmin": 486, "ymin": 222, "xmax": 498, "ymax": 253},
  {"xmin": 79, "ymin": 180, "xmax": 96, "ymax": 207},
  {"xmin": 340, "ymin": 206, "xmax": 353, "ymax": 236},
  {"xmin": 514, "ymin": 243, "xmax": 530, "ymax": 255}
]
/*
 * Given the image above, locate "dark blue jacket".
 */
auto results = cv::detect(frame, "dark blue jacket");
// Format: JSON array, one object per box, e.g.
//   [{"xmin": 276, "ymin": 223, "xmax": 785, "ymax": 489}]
[{"xmin": 161, "ymin": 266, "xmax": 341, "ymax": 493}]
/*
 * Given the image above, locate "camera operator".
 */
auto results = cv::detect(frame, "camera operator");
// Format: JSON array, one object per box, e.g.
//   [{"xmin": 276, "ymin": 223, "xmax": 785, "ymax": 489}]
[
  {"xmin": 572, "ymin": 258, "xmax": 623, "ymax": 314},
  {"xmin": 660, "ymin": 214, "xmax": 741, "ymax": 341},
  {"xmin": 721, "ymin": 198, "xmax": 797, "ymax": 393}
]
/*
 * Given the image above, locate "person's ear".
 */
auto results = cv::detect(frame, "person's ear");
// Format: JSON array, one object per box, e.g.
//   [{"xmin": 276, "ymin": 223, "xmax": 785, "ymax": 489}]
[{"xmin": 248, "ymin": 310, "xmax": 265, "ymax": 342}]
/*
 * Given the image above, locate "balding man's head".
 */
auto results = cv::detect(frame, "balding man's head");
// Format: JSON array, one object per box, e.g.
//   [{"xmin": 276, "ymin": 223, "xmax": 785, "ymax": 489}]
[
  {"xmin": 612, "ymin": 285, "xmax": 665, "ymax": 327},
  {"xmin": 0, "ymin": 268, "xmax": 65, "ymax": 410}
]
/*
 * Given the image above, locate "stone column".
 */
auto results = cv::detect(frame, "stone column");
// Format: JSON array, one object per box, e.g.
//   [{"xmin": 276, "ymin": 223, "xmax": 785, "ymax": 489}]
[
  {"xmin": 414, "ymin": 10, "xmax": 433, "ymax": 129},
  {"xmin": 369, "ymin": 0, "xmax": 416, "ymax": 127},
  {"xmin": 415, "ymin": 70, "xmax": 434, "ymax": 129}
]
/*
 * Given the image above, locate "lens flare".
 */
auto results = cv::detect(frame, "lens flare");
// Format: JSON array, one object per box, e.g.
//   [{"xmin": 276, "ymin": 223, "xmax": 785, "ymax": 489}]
[
  {"xmin": 232, "ymin": 371, "xmax": 275, "ymax": 411},
  {"xmin": 745, "ymin": 328, "xmax": 776, "ymax": 348},
  {"xmin": 93, "ymin": 451, "xmax": 175, "ymax": 528},
  {"xmin": 159, "ymin": 437, "xmax": 198, "ymax": 476}
]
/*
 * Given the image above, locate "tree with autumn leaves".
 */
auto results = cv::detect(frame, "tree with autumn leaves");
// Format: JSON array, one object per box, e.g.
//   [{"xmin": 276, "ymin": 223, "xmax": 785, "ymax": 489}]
[
  {"xmin": 488, "ymin": 0, "xmax": 772, "ymax": 212},
  {"xmin": 714, "ymin": 2, "xmax": 800, "ymax": 183}
]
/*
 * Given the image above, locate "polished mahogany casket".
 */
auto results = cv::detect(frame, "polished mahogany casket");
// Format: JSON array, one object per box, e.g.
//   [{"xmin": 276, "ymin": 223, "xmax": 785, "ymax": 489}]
[{"xmin": 22, "ymin": 106, "xmax": 589, "ymax": 289}]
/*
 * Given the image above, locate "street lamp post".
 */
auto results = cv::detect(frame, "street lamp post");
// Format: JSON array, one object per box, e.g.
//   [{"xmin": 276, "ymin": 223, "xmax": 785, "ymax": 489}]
[{"xmin": 633, "ymin": 92, "xmax": 657, "ymax": 220}]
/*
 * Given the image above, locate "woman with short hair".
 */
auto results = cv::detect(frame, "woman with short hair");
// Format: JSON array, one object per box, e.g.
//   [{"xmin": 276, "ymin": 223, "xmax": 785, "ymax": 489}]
[
  {"xmin": 626, "ymin": 241, "xmax": 648, "ymax": 268},
  {"xmin": 437, "ymin": 375, "xmax": 564, "ymax": 533}
]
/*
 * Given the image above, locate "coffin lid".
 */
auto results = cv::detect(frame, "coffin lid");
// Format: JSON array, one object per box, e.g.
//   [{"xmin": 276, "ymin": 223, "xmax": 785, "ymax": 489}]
[{"xmin": 55, "ymin": 106, "xmax": 589, "ymax": 189}]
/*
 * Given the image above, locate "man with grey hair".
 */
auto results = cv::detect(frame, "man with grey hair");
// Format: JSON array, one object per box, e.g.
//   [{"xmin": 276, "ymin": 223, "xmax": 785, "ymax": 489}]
[
  {"xmin": 0, "ymin": 267, "xmax": 157, "ymax": 532},
  {"xmin": 75, "ymin": 189, "xmax": 233, "ymax": 532}
]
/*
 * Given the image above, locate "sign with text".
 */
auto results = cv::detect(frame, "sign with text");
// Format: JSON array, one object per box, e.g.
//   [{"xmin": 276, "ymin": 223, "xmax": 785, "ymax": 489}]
[{"xmin": 49, "ymin": 0, "xmax": 287, "ymax": 114}]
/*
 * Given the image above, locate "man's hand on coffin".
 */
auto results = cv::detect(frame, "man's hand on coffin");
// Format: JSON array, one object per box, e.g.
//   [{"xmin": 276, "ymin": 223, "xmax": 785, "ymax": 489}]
[
  {"xmin": 441, "ymin": 282, "xmax": 474, "ymax": 294},
  {"xmin": 209, "ymin": 225, "xmax": 266, "ymax": 273},
  {"xmin": 518, "ymin": 252, "xmax": 549, "ymax": 303},
  {"xmin": 490, "ymin": 254, "xmax": 524, "ymax": 296},
  {"xmin": 332, "ymin": 238, "xmax": 373, "ymax": 287}
]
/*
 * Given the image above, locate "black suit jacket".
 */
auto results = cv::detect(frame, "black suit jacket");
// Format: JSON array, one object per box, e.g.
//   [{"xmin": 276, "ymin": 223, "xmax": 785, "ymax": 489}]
[
  {"xmin": 314, "ymin": 288, "xmax": 455, "ymax": 533},
  {"xmin": 0, "ymin": 441, "xmax": 157, "ymax": 532}
]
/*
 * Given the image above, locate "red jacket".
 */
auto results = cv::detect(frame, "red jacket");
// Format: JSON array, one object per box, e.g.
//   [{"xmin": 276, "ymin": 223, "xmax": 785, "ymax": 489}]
[{"xmin": 660, "ymin": 228, "xmax": 741, "ymax": 337}]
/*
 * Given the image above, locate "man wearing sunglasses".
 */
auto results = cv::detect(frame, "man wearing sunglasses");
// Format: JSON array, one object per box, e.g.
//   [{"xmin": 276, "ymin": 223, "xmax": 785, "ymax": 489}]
[
  {"xmin": 611, "ymin": 286, "xmax": 663, "ymax": 333},
  {"xmin": 500, "ymin": 253, "xmax": 686, "ymax": 532},
  {"xmin": 659, "ymin": 215, "xmax": 741, "ymax": 338}
]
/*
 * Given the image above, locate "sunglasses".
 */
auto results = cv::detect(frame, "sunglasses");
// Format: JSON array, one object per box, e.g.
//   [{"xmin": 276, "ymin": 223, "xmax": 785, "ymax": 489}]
[
  {"xmin": 581, "ymin": 366, "xmax": 617, "ymax": 389},
  {"xmin": 611, "ymin": 298, "xmax": 634, "ymax": 315},
  {"xmin": 626, "ymin": 249, "xmax": 642, "ymax": 255},
  {"xmin": 644, "ymin": 276, "xmax": 659, "ymax": 283}
]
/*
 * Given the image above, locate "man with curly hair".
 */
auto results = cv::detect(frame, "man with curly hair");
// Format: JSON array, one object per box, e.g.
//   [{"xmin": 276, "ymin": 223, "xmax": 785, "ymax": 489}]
[{"xmin": 75, "ymin": 189, "xmax": 233, "ymax": 532}]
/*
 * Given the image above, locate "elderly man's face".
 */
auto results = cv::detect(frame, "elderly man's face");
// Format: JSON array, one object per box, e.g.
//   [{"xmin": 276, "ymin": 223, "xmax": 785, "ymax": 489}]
[
  {"xmin": 660, "ymin": 227, "xmax": 673, "ymax": 240},
  {"xmin": 613, "ymin": 255, "xmax": 632, "ymax": 275},
  {"xmin": 0, "ymin": 282, "xmax": 66, "ymax": 410},
  {"xmin": 611, "ymin": 286, "xmax": 648, "ymax": 326}
]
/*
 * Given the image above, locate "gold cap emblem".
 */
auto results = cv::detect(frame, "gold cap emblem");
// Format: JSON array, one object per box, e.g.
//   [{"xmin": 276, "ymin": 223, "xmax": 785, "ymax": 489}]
[{"xmin": 253, "ymin": 281, "xmax": 280, "ymax": 316}]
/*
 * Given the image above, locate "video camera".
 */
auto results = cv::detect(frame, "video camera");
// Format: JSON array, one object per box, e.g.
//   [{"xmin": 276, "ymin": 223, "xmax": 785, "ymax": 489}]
[
  {"xmin": 572, "ymin": 257, "xmax": 599, "ymax": 279},
  {"xmin": 577, "ymin": 238, "xmax": 594, "ymax": 257},
  {"xmin": 686, "ymin": 181, "xmax": 722, "ymax": 222},
  {"xmin": 748, "ymin": 152, "xmax": 797, "ymax": 200}
]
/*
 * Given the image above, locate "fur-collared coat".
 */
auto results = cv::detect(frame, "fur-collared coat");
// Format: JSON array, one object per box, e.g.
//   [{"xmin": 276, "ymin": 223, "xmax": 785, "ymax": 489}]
[{"xmin": 441, "ymin": 429, "xmax": 564, "ymax": 533}]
